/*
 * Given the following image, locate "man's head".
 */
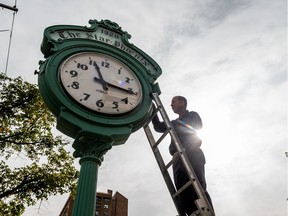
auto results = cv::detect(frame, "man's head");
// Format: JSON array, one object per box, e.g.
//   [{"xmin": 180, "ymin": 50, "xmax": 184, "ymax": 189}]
[{"xmin": 171, "ymin": 96, "xmax": 187, "ymax": 115}]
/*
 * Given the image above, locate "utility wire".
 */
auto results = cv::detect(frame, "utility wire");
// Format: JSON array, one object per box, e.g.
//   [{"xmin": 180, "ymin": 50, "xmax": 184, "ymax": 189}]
[{"xmin": 0, "ymin": 0, "xmax": 18, "ymax": 74}]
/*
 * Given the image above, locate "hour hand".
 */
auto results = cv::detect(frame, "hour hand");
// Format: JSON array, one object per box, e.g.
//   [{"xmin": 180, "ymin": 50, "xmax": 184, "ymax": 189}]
[
  {"xmin": 93, "ymin": 62, "xmax": 108, "ymax": 90},
  {"xmin": 93, "ymin": 77, "xmax": 137, "ymax": 95}
]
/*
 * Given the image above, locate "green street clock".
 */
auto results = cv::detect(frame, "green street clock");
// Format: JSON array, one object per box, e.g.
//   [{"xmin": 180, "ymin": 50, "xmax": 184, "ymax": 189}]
[{"xmin": 37, "ymin": 19, "xmax": 162, "ymax": 145}]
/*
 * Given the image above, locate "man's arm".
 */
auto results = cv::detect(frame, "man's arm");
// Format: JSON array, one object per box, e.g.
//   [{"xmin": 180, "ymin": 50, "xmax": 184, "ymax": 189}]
[
  {"xmin": 189, "ymin": 111, "xmax": 203, "ymax": 130},
  {"xmin": 151, "ymin": 113, "xmax": 167, "ymax": 133}
]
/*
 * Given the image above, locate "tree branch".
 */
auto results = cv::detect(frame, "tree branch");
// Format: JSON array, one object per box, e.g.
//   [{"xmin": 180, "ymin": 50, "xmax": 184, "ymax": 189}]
[
  {"xmin": 0, "ymin": 176, "xmax": 34, "ymax": 199},
  {"xmin": 0, "ymin": 132, "xmax": 24, "ymax": 142}
]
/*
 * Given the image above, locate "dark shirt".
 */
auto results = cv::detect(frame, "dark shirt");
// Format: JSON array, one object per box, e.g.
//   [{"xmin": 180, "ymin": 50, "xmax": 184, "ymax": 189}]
[{"xmin": 152, "ymin": 110, "xmax": 204, "ymax": 173}]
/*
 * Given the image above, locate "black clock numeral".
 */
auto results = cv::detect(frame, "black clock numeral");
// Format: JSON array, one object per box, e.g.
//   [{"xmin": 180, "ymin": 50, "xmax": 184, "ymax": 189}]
[
  {"xmin": 89, "ymin": 60, "xmax": 97, "ymax": 66},
  {"xmin": 112, "ymin": 101, "xmax": 119, "ymax": 109},
  {"xmin": 118, "ymin": 68, "xmax": 122, "ymax": 74},
  {"xmin": 70, "ymin": 70, "xmax": 78, "ymax": 77},
  {"xmin": 82, "ymin": 93, "xmax": 90, "ymax": 101},
  {"xmin": 128, "ymin": 88, "xmax": 134, "ymax": 93},
  {"xmin": 88, "ymin": 60, "xmax": 110, "ymax": 69},
  {"xmin": 125, "ymin": 77, "xmax": 131, "ymax": 83},
  {"xmin": 77, "ymin": 63, "xmax": 88, "ymax": 70},
  {"xmin": 96, "ymin": 99, "xmax": 104, "ymax": 108},
  {"xmin": 71, "ymin": 81, "xmax": 79, "ymax": 89},
  {"xmin": 121, "ymin": 97, "xmax": 128, "ymax": 104},
  {"xmin": 101, "ymin": 60, "xmax": 110, "ymax": 68}
]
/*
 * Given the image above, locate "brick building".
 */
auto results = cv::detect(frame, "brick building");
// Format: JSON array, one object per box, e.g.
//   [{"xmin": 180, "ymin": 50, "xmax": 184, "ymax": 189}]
[{"xmin": 59, "ymin": 189, "xmax": 128, "ymax": 216}]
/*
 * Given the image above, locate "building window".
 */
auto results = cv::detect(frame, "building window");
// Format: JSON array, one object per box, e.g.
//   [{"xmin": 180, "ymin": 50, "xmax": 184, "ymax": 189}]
[
  {"xmin": 103, "ymin": 198, "xmax": 110, "ymax": 203},
  {"xmin": 104, "ymin": 204, "xmax": 109, "ymax": 209},
  {"xmin": 95, "ymin": 211, "xmax": 100, "ymax": 216}
]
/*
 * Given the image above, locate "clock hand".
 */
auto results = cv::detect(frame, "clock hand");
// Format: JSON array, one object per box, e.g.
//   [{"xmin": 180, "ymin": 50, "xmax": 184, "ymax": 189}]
[
  {"xmin": 93, "ymin": 77, "xmax": 137, "ymax": 95},
  {"xmin": 93, "ymin": 61, "xmax": 108, "ymax": 90}
]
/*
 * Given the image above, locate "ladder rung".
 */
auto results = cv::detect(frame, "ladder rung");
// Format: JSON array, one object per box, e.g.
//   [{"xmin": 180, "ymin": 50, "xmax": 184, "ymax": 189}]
[
  {"xmin": 163, "ymin": 153, "xmax": 179, "ymax": 171},
  {"xmin": 173, "ymin": 179, "xmax": 195, "ymax": 198},
  {"xmin": 152, "ymin": 129, "xmax": 170, "ymax": 150}
]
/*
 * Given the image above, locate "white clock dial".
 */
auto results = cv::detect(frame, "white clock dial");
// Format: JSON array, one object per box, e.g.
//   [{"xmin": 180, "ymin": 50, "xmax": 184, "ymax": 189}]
[{"xmin": 59, "ymin": 52, "xmax": 142, "ymax": 114}]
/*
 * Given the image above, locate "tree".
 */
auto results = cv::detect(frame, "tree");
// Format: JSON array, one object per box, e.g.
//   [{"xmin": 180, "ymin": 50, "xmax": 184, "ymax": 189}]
[{"xmin": 0, "ymin": 73, "xmax": 79, "ymax": 215}]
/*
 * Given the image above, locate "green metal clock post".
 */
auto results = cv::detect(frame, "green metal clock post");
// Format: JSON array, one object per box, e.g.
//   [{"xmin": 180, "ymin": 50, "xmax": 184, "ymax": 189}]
[
  {"xmin": 72, "ymin": 135, "xmax": 112, "ymax": 216},
  {"xmin": 37, "ymin": 19, "xmax": 162, "ymax": 216}
]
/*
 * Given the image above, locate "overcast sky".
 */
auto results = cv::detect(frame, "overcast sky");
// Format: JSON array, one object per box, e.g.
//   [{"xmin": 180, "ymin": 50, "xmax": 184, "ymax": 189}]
[{"xmin": 0, "ymin": 0, "xmax": 287, "ymax": 215}]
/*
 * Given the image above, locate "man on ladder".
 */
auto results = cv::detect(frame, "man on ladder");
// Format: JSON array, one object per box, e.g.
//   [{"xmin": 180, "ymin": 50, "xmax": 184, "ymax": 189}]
[{"xmin": 151, "ymin": 95, "xmax": 214, "ymax": 216}]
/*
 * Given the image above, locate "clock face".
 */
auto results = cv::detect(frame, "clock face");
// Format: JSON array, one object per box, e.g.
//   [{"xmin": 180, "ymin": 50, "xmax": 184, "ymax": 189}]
[{"xmin": 59, "ymin": 52, "xmax": 142, "ymax": 114}]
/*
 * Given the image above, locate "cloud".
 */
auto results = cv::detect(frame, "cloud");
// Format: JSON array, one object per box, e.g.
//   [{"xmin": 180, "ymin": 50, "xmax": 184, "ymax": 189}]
[{"xmin": 1, "ymin": 0, "xmax": 286, "ymax": 215}]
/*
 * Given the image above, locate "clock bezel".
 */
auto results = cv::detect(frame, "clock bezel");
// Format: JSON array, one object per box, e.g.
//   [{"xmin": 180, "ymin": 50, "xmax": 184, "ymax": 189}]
[
  {"xmin": 58, "ymin": 51, "xmax": 143, "ymax": 115},
  {"xmin": 41, "ymin": 44, "xmax": 154, "ymax": 127}
]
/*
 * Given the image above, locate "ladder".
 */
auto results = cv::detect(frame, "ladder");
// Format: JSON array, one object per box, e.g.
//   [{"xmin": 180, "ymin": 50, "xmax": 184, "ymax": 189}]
[{"xmin": 143, "ymin": 92, "xmax": 215, "ymax": 216}]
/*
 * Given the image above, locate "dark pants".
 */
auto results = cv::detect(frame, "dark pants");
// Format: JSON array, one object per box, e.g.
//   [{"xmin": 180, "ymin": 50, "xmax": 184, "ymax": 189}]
[{"xmin": 173, "ymin": 147, "xmax": 213, "ymax": 215}]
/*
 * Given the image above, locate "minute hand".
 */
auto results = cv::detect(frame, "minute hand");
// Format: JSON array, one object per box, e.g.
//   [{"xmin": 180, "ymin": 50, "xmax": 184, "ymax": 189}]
[{"xmin": 93, "ymin": 77, "xmax": 137, "ymax": 95}]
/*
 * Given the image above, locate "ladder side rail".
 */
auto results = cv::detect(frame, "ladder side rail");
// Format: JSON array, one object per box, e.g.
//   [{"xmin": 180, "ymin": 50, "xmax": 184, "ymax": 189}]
[
  {"xmin": 144, "ymin": 105, "xmax": 170, "ymax": 150},
  {"xmin": 152, "ymin": 93, "xmax": 215, "ymax": 216},
  {"xmin": 143, "ymin": 124, "xmax": 186, "ymax": 216},
  {"xmin": 143, "ymin": 105, "xmax": 160, "ymax": 127}
]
